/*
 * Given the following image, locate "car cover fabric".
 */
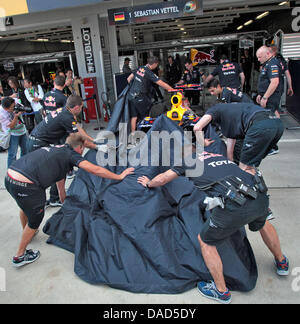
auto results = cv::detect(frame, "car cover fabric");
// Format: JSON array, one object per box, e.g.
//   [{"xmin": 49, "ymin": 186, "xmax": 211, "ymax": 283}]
[{"xmin": 43, "ymin": 98, "xmax": 258, "ymax": 294}]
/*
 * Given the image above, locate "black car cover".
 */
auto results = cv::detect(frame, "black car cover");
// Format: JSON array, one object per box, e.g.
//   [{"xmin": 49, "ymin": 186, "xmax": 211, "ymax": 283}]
[{"xmin": 43, "ymin": 94, "xmax": 257, "ymax": 294}]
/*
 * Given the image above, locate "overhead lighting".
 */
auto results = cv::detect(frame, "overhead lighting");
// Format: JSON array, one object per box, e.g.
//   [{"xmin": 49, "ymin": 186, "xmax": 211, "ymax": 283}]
[
  {"xmin": 34, "ymin": 38, "xmax": 49, "ymax": 42},
  {"xmin": 28, "ymin": 59, "xmax": 59, "ymax": 64},
  {"xmin": 256, "ymin": 11, "xmax": 270, "ymax": 20},
  {"xmin": 60, "ymin": 40, "xmax": 72, "ymax": 43},
  {"xmin": 244, "ymin": 20, "xmax": 253, "ymax": 26},
  {"xmin": 237, "ymin": 25, "xmax": 244, "ymax": 30},
  {"xmin": 180, "ymin": 28, "xmax": 185, "ymax": 31},
  {"xmin": 278, "ymin": 1, "xmax": 288, "ymax": 5},
  {"xmin": 183, "ymin": 44, "xmax": 210, "ymax": 49}
]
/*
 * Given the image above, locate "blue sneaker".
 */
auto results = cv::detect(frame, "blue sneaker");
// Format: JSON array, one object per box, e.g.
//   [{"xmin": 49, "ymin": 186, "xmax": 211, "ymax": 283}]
[
  {"xmin": 13, "ymin": 249, "xmax": 40, "ymax": 268},
  {"xmin": 275, "ymin": 256, "xmax": 289, "ymax": 276},
  {"xmin": 197, "ymin": 281, "xmax": 232, "ymax": 304}
]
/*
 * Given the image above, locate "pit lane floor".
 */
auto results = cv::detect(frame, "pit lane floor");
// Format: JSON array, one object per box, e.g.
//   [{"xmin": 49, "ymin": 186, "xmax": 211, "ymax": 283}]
[{"xmin": 0, "ymin": 115, "xmax": 299, "ymax": 304}]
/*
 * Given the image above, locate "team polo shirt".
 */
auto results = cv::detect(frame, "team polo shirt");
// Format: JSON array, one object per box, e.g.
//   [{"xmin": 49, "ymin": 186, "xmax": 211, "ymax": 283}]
[
  {"xmin": 212, "ymin": 60, "xmax": 243, "ymax": 89},
  {"xmin": 181, "ymin": 67, "xmax": 201, "ymax": 84},
  {"xmin": 130, "ymin": 65, "xmax": 160, "ymax": 98},
  {"xmin": 10, "ymin": 144, "xmax": 85, "ymax": 189},
  {"xmin": 31, "ymin": 107, "xmax": 78, "ymax": 144},
  {"xmin": 258, "ymin": 57, "xmax": 282, "ymax": 96},
  {"xmin": 43, "ymin": 88, "xmax": 67, "ymax": 114},
  {"xmin": 205, "ymin": 103, "xmax": 267, "ymax": 139},
  {"xmin": 172, "ymin": 152, "xmax": 255, "ymax": 201}
]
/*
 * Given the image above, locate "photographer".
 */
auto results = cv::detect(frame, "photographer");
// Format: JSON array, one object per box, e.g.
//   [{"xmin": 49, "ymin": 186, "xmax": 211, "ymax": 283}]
[
  {"xmin": 7, "ymin": 76, "xmax": 34, "ymax": 134},
  {"xmin": 0, "ymin": 97, "xmax": 28, "ymax": 167}
]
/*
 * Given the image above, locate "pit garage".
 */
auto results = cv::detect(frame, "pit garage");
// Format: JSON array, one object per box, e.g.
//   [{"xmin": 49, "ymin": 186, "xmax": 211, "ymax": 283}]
[{"xmin": 1, "ymin": 1, "xmax": 300, "ymax": 110}]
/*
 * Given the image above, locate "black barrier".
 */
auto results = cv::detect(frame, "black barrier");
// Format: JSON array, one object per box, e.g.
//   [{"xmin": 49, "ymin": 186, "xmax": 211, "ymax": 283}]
[{"xmin": 286, "ymin": 60, "xmax": 300, "ymax": 125}]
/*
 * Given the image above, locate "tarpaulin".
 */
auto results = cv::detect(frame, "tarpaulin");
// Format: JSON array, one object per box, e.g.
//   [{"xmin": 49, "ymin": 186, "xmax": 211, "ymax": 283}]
[{"xmin": 43, "ymin": 95, "xmax": 257, "ymax": 294}]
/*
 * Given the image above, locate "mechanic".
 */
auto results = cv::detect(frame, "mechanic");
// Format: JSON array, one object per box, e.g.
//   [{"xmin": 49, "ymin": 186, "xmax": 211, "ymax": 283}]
[
  {"xmin": 205, "ymin": 55, "xmax": 245, "ymax": 90},
  {"xmin": 193, "ymin": 103, "xmax": 284, "ymax": 173},
  {"xmin": 256, "ymin": 46, "xmax": 284, "ymax": 156},
  {"xmin": 177, "ymin": 59, "xmax": 202, "ymax": 106},
  {"xmin": 43, "ymin": 75, "xmax": 67, "ymax": 116},
  {"xmin": 5, "ymin": 133, "xmax": 134, "ymax": 268},
  {"xmin": 137, "ymin": 151, "xmax": 289, "ymax": 304},
  {"xmin": 206, "ymin": 78, "xmax": 253, "ymax": 164},
  {"xmin": 28, "ymin": 95, "xmax": 95, "ymax": 207},
  {"xmin": 127, "ymin": 56, "xmax": 174, "ymax": 133}
]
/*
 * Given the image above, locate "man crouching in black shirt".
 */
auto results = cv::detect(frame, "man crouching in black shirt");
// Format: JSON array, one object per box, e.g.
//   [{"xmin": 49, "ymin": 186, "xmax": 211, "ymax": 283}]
[
  {"xmin": 137, "ymin": 152, "xmax": 289, "ymax": 304},
  {"xmin": 5, "ymin": 133, "xmax": 134, "ymax": 268},
  {"xmin": 193, "ymin": 103, "xmax": 284, "ymax": 175}
]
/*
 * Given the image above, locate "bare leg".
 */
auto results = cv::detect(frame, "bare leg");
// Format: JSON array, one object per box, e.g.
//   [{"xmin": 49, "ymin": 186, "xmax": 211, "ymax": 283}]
[
  {"xmin": 131, "ymin": 117, "xmax": 137, "ymax": 133},
  {"xmin": 19, "ymin": 209, "xmax": 28, "ymax": 230},
  {"xmin": 16, "ymin": 225, "xmax": 37, "ymax": 258},
  {"xmin": 198, "ymin": 234, "xmax": 227, "ymax": 293},
  {"xmin": 260, "ymin": 221, "xmax": 284, "ymax": 262}
]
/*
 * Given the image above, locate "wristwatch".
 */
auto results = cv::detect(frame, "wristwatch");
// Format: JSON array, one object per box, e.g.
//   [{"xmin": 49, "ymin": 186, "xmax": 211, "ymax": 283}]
[
  {"xmin": 146, "ymin": 180, "xmax": 151, "ymax": 188},
  {"xmin": 262, "ymin": 96, "xmax": 268, "ymax": 100}
]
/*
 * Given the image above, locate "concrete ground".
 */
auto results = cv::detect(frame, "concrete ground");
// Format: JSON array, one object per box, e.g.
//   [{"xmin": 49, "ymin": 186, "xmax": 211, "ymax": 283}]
[{"xmin": 0, "ymin": 113, "xmax": 299, "ymax": 304}]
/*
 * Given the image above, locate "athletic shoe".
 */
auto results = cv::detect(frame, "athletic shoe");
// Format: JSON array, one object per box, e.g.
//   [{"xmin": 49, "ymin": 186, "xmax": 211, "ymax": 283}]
[
  {"xmin": 275, "ymin": 256, "xmax": 289, "ymax": 276},
  {"xmin": 197, "ymin": 281, "xmax": 232, "ymax": 304},
  {"xmin": 267, "ymin": 208, "xmax": 275, "ymax": 221},
  {"xmin": 268, "ymin": 148, "xmax": 279, "ymax": 156},
  {"xmin": 13, "ymin": 249, "xmax": 40, "ymax": 268},
  {"xmin": 67, "ymin": 170, "xmax": 76, "ymax": 179},
  {"xmin": 49, "ymin": 200, "xmax": 63, "ymax": 207}
]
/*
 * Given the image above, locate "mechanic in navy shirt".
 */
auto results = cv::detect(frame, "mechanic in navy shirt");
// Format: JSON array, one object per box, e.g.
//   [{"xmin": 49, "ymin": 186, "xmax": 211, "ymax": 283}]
[
  {"xmin": 177, "ymin": 59, "xmax": 203, "ymax": 106},
  {"xmin": 137, "ymin": 152, "xmax": 288, "ymax": 304},
  {"xmin": 205, "ymin": 55, "xmax": 245, "ymax": 90},
  {"xmin": 28, "ymin": 95, "xmax": 95, "ymax": 151},
  {"xmin": 5, "ymin": 133, "xmax": 135, "ymax": 268},
  {"xmin": 193, "ymin": 103, "xmax": 284, "ymax": 173},
  {"xmin": 127, "ymin": 56, "xmax": 174, "ymax": 133},
  {"xmin": 256, "ymin": 46, "xmax": 283, "ymax": 117},
  {"xmin": 42, "ymin": 75, "xmax": 67, "ymax": 116}
]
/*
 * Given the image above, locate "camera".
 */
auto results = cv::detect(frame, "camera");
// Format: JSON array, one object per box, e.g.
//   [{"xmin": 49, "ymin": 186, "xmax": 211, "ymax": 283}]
[{"xmin": 14, "ymin": 103, "xmax": 32, "ymax": 114}]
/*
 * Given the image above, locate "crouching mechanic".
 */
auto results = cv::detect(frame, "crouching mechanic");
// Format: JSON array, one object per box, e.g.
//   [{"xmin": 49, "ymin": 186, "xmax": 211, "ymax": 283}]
[
  {"xmin": 137, "ymin": 152, "xmax": 289, "ymax": 304},
  {"xmin": 193, "ymin": 103, "xmax": 284, "ymax": 174},
  {"xmin": 5, "ymin": 133, "xmax": 135, "ymax": 268}
]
